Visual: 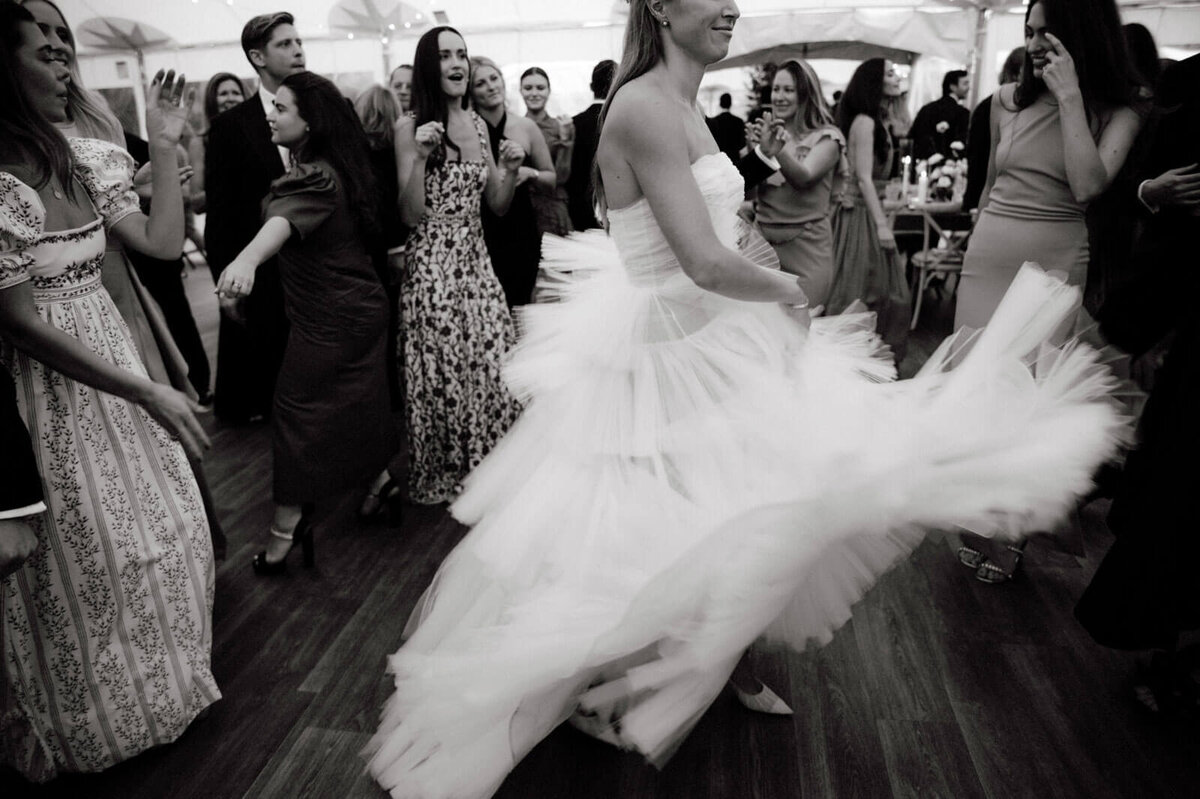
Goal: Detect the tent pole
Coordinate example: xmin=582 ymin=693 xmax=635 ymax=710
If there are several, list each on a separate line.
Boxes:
xmin=970 ymin=5 xmax=990 ymax=109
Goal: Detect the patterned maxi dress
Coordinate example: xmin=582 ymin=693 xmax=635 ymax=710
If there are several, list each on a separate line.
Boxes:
xmin=402 ymin=114 xmax=522 ymax=504
xmin=0 ymin=142 xmax=218 ymax=782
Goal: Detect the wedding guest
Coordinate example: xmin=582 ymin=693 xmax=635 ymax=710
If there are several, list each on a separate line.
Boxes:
xmin=963 ymin=47 xmax=1024 ymax=212
xmin=216 ymin=72 xmax=395 ymax=574
xmin=566 ymin=59 xmax=615 ymax=231
xmin=206 ymin=11 xmax=303 ymax=423
xmin=1084 ymin=22 xmax=1161 ymax=314
xmin=1075 ymin=53 xmax=1200 ymax=713
xmin=751 ymin=59 xmax=845 ymax=308
xmin=353 ymin=85 xmax=405 ymax=263
xmin=188 ymin=71 xmax=246 ymax=214
xmin=909 ymin=69 xmax=970 ymax=161
xmin=827 ymin=58 xmax=911 ymax=359
xmin=0 ymin=4 xmax=216 ymax=779
xmin=22 ymin=0 xmax=225 ymax=556
xmin=123 ymin=132 xmax=212 ymax=404
xmin=353 ymin=84 xmax=405 ymax=406
xmin=471 ymin=55 xmax=554 ymax=307
xmin=706 ymin=91 xmax=745 ymax=160
xmin=521 ymin=66 xmax=574 ymax=235
xmin=366 ymin=25 xmax=523 ymax=507
xmin=956 ymin=0 xmax=1142 ymax=582
xmin=389 ymin=63 xmax=413 ymax=112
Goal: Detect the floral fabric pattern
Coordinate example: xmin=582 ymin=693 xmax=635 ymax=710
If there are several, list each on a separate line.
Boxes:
xmin=0 ymin=171 xmax=218 ymax=782
xmin=402 ymin=114 xmax=522 ymax=504
xmin=68 ymin=137 xmax=141 ymax=231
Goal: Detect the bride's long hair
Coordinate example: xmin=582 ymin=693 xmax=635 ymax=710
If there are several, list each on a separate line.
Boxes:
xmin=591 ymin=0 xmax=665 ymax=220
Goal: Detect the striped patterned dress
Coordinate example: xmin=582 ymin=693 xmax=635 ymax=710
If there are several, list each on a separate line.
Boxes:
xmin=0 ymin=141 xmax=218 ymax=782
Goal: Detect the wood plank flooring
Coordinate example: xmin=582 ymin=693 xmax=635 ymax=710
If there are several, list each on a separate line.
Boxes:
xmin=3 ymin=264 xmax=1197 ymax=798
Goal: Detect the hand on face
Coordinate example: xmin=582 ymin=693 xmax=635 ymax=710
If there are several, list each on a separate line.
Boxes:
xmin=1040 ymin=33 xmax=1080 ymax=101
xmin=145 ymin=70 xmax=189 ymax=148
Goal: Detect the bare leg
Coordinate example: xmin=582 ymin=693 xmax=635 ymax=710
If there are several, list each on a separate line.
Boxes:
xmin=263 ymin=503 xmax=304 ymax=563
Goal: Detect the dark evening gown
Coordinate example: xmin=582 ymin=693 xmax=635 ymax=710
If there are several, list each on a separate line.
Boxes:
xmin=264 ymin=163 xmax=395 ymax=505
xmin=481 ymin=111 xmax=542 ymax=308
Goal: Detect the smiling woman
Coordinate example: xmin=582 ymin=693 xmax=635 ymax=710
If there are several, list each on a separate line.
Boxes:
xmin=0 ymin=1 xmax=219 ymax=782
xmin=362 ymin=25 xmax=524 ymax=513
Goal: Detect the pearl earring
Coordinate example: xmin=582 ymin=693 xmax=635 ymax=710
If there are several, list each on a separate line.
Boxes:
xmin=660 ymin=18 xmax=669 ymax=27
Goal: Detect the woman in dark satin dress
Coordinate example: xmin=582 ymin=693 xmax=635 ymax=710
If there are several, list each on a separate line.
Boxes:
xmin=470 ymin=56 xmax=555 ymax=307
xmin=216 ymin=72 xmax=395 ymax=574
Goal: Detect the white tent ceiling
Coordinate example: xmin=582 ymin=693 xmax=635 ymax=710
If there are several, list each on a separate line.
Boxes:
xmin=53 ymin=0 xmax=1200 ymax=119
xmin=52 ymin=0 xmax=1200 ymax=54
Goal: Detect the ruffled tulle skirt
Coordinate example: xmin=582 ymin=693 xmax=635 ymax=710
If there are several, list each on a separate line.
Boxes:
xmin=366 ymin=233 xmax=1126 ymax=799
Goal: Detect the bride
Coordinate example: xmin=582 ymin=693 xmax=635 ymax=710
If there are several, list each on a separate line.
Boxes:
xmin=366 ymin=1 xmax=1125 ymax=796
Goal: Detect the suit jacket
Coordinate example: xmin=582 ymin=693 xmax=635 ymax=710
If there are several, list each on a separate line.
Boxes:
xmin=707 ymin=111 xmax=746 ymax=161
xmin=734 ymin=148 xmax=776 ymax=190
xmin=567 ymin=102 xmax=603 ymax=231
xmin=203 ymin=92 xmax=289 ymax=420
xmin=205 ymin=95 xmax=287 ymax=276
xmin=908 ymin=96 xmax=969 ymax=162
xmin=1100 ymin=54 xmax=1200 ymax=354
xmin=1 ymin=366 xmax=42 ymax=514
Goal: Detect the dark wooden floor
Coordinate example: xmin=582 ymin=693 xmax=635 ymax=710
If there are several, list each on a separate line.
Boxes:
xmin=4 ymin=265 xmax=1197 ymax=799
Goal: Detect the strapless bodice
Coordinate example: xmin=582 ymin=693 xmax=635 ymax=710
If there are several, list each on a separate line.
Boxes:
xmin=606 ymin=153 xmax=743 ymax=287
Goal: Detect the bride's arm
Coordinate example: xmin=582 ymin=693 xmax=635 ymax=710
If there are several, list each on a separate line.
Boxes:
xmin=607 ymin=89 xmax=807 ymax=304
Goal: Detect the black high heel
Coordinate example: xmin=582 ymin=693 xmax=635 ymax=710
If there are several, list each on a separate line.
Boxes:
xmin=251 ymin=517 xmax=315 ymax=575
xmin=359 ymin=477 xmax=401 ymax=520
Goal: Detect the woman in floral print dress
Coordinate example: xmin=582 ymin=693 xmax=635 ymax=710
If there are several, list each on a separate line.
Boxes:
xmin=381 ymin=26 xmax=524 ymax=505
xmin=0 ymin=10 xmax=215 ymax=782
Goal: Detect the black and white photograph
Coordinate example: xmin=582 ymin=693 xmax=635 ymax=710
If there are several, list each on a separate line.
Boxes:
xmin=1 ymin=1 xmax=1198 ymax=797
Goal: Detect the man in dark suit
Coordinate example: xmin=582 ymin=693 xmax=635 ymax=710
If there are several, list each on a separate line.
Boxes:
xmin=706 ymin=92 xmax=745 ymax=161
xmin=0 ymin=367 xmax=43 ymax=578
xmin=205 ymin=11 xmax=304 ymax=423
xmin=566 ymin=60 xmax=616 ymax=231
xmin=1075 ymin=54 xmax=1200 ymax=707
xmin=908 ymin=69 xmax=970 ymax=161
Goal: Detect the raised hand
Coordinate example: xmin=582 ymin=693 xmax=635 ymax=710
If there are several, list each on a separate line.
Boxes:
xmin=413 ymin=121 xmax=445 ymax=159
xmin=1041 ymin=33 xmax=1081 ymax=102
xmin=759 ymin=118 xmax=790 ymax=159
xmin=557 ymin=115 xmax=575 ymax=144
xmin=145 ymin=69 xmax=189 ymax=148
xmin=498 ymin=138 xmax=526 ymax=172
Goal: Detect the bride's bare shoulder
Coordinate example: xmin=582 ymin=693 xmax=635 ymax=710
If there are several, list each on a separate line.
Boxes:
xmin=609 ymin=75 xmax=667 ymax=121
xmin=604 ymin=75 xmax=682 ymax=144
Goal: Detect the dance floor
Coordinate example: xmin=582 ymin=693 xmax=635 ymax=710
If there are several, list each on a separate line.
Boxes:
xmin=3 ymin=259 xmax=1197 ymax=798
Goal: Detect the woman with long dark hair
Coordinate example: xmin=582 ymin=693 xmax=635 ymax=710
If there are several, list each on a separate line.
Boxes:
xmin=955 ymin=0 xmax=1143 ymax=582
xmin=471 ymin=55 xmax=554 ymax=307
xmin=0 ymin=2 xmax=217 ymax=780
xmin=216 ymin=71 xmax=395 ymax=573
xmin=521 ymin=65 xmax=574 ymax=235
xmin=752 ymin=58 xmax=846 ymax=308
xmin=366 ymin=3 xmax=1126 ymax=796
xmin=827 ymin=57 xmax=911 ymax=358
xmin=367 ymin=26 xmax=524 ymax=508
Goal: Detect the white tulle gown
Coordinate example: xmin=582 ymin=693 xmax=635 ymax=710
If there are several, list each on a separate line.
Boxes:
xmin=365 ymin=153 xmax=1125 ymax=798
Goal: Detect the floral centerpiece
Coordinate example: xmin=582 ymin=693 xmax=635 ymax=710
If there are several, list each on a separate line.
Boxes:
xmin=924 ymin=140 xmax=967 ymax=202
